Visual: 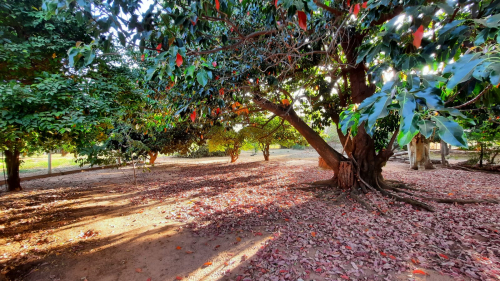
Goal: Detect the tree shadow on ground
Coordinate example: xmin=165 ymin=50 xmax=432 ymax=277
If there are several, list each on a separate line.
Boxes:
xmin=1 ymin=161 xmax=499 ymax=281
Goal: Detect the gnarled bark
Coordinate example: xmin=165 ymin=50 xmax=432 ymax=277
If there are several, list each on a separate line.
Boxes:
xmin=408 ymin=133 xmax=434 ymax=170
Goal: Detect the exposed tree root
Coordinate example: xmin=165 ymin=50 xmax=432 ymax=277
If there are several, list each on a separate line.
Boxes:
xmin=448 ymin=165 xmax=475 ymax=172
xmin=315 ymin=155 xmax=498 ymax=212
xmin=374 ymin=178 xmax=436 ymax=212
xmin=388 ymin=187 xmax=415 ymax=196
xmin=414 ymin=196 xmax=497 ymax=205
xmin=346 ymin=154 xmax=436 ymax=212
xmin=383 ymin=181 xmax=499 ymax=206
xmin=307 ymin=179 xmax=338 ymax=187
xmin=350 ymin=189 xmax=373 ymax=212
xmin=332 ymin=191 xmax=347 ymax=203
xmin=384 ymin=180 xmax=429 ymax=192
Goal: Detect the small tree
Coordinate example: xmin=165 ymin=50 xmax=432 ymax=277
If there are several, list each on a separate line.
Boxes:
xmin=0 ymin=0 xmax=118 ymax=191
xmin=0 ymin=75 xmax=115 ymax=191
xmin=207 ymin=126 xmax=251 ymax=163
xmin=465 ymin=118 xmax=500 ymax=167
xmin=244 ymin=116 xmax=306 ymax=161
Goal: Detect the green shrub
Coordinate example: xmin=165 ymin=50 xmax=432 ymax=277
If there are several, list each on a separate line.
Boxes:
xmin=176 ymin=146 xmax=227 ymax=158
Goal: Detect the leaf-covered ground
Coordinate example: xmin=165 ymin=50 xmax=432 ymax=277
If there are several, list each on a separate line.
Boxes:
xmin=0 ymin=151 xmax=499 ymax=281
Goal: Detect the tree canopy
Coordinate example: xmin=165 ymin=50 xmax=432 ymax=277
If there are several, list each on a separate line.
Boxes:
xmin=26 ymin=0 xmax=500 ymax=208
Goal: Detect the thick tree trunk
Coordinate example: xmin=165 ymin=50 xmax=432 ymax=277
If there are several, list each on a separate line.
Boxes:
xmin=5 ymin=149 xmax=22 ymax=191
xmin=254 ymin=96 xmax=344 ymax=173
xmin=254 ymin=96 xmax=385 ymax=188
xmin=262 ymin=144 xmax=270 ymax=161
xmin=148 ymin=151 xmax=158 ymax=165
xmin=408 ymin=134 xmax=434 ymax=170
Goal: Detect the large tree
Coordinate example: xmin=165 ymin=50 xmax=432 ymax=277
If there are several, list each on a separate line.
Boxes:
xmin=46 ymin=0 xmax=500 ymax=210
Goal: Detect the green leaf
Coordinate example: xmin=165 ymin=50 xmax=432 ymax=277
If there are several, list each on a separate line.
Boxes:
xmin=118 ymin=32 xmax=126 ymax=46
xmin=186 ymin=65 xmax=195 ymax=78
xmin=197 ymin=69 xmax=209 ymax=86
xmin=484 ymin=13 xmax=500 ymax=28
xmin=67 ymin=47 xmax=81 ymax=67
xmin=397 ymin=90 xmax=417 ymax=136
xmin=145 ymin=67 xmax=156 ymax=81
xmin=432 ymin=116 xmax=467 ymax=147
xmin=446 ymin=59 xmax=484 ymax=89
xmin=417 ymin=120 xmax=435 ymax=138
xmin=366 ymin=94 xmax=391 ymax=130
xmin=397 ymin=128 xmax=419 ymax=147
xmin=358 ymin=91 xmax=387 ymax=110
xmin=413 ymin=87 xmax=443 ymax=109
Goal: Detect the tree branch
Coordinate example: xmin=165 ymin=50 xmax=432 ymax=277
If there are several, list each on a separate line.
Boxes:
xmin=453 ymin=85 xmax=492 ymax=109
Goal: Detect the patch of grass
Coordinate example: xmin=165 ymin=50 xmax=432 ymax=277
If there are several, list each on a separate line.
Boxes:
xmin=0 ymin=154 xmax=80 ymax=174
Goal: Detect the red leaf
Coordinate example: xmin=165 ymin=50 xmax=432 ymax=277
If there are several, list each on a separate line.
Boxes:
xmin=275 ymin=0 xmax=278 ymax=8
xmin=439 ymin=253 xmax=449 ymax=259
xmin=353 ymin=4 xmax=360 ymax=16
xmin=413 ymin=25 xmax=424 ymax=48
xmin=255 ymin=232 xmax=263 ymax=236
xmin=190 ymin=111 xmax=196 ymax=122
xmin=380 ymin=252 xmax=387 ymax=256
xmin=156 ymin=43 xmax=162 ymax=53
xmin=135 ymin=268 xmax=142 ymax=273
xmin=176 ymin=276 xmax=183 ymax=280
xmin=212 ymin=61 xmax=217 ymax=67
xmin=311 ymin=232 xmax=316 ymax=237
xmin=347 ymin=0 xmax=350 ymax=7
xmin=389 ymin=255 xmax=396 ymax=260
xmin=413 ymin=269 xmax=428 ymax=275
xmin=215 ymin=0 xmax=220 ymax=11
xmin=216 ymin=108 xmax=221 ymax=115
xmin=141 ymin=54 xmax=145 ymax=61
xmin=176 ymin=246 xmax=182 ymax=250
xmin=362 ymin=1 xmax=367 ymax=8
xmin=297 ymin=11 xmax=307 ymax=31
xmin=203 ymin=262 xmax=212 ymax=267
xmin=176 ymin=53 xmax=183 ymax=67
xmin=147 ymin=278 xmax=152 ymax=281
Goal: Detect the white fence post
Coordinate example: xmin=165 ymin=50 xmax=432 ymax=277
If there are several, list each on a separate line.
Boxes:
xmin=48 ymin=152 xmax=52 ymax=174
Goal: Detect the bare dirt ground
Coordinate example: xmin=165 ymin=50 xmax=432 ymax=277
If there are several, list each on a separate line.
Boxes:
xmin=1 ymin=150 xmax=499 ymax=281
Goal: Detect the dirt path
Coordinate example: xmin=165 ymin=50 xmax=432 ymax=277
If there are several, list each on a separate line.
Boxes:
xmin=1 ymin=150 xmax=499 ymax=281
